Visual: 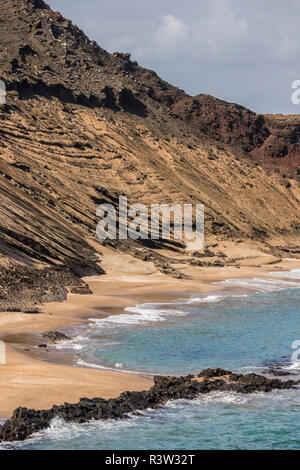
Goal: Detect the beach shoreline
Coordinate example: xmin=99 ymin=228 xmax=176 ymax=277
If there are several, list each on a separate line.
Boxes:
xmin=1 ymin=250 xmax=300 ymax=418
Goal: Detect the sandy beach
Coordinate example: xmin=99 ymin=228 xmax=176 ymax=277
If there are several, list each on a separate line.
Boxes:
xmin=1 ymin=247 xmax=300 ymax=418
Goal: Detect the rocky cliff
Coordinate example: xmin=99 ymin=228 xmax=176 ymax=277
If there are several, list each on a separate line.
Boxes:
xmin=0 ymin=0 xmax=300 ymax=310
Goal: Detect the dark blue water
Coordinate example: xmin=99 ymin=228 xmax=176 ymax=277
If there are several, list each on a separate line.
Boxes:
xmin=2 ymin=275 xmax=300 ymax=450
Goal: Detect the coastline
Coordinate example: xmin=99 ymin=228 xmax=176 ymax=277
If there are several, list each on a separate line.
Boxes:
xmin=1 ymin=248 xmax=300 ymax=418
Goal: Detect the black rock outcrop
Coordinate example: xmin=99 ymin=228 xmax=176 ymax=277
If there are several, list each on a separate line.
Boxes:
xmin=0 ymin=369 xmax=298 ymax=443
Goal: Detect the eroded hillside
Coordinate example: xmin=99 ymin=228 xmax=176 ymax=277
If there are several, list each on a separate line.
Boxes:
xmin=0 ymin=0 xmax=300 ymax=311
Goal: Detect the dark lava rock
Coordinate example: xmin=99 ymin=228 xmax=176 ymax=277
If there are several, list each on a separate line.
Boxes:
xmin=198 ymin=368 xmax=232 ymax=378
xmin=24 ymin=308 xmax=40 ymax=314
xmin=228 ymin=372 xmax=299 ymax=393
xmin=0 ymin=263 xmax=102 ymax=313
xmin=264 ymin=369 xmax=293 ymax=377
xmin=0 ymin=407 xmax=55 ymax=442
xmin=42 ymin=331 xmax=70 ymax=344
xmin=1 ymin=369 xmax=299 ymax=443
xmin=69 ymin=285 xmax=93 ymax=295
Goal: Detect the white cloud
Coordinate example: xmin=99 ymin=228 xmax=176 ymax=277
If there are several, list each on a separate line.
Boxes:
xmin=275 ymin=20 xmax=300 ymax=61
xmin=193 ymin=0 xmax=248 ymax=54
xmin=134 ymin=1 xmax=247 ymax=61
xmin=277 ymin=32 xmax=298 ymax=60
xmin=154 ymin=14 xmax=187 ymax=49
xmin=134 ymin=14 xmax=187 ymax=59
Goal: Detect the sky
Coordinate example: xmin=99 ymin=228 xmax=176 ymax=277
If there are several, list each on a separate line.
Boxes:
xmin=47 ymin=0 xmax=300 ymax=114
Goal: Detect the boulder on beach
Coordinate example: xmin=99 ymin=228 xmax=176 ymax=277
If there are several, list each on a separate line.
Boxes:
xmin=42 ymin=331 xmax=71 ymax=344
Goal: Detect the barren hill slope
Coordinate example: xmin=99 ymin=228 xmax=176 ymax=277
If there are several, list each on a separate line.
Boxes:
xmin=0 ymin=0 xmax=300 ymax=311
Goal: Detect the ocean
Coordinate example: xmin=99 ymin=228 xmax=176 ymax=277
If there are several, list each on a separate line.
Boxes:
xmin=1 ymin=270 xmax=300 ymax=450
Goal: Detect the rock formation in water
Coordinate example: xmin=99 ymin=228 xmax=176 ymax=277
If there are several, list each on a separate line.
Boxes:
xmin=0 ymin=369 xmax=299 ymax=443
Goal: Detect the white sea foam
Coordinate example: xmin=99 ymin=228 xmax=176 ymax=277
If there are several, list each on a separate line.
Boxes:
xmin=167 ymin=388 xmax=300 ymax=410
xmin=182 ymin=295 xmax=223 ymax=304
xmin=87 ymin=294 xmax=231 ymax=328
xmin=284 ymin=361 xmax=300 ymax=371
xmin=88 ymin=293 xmax=237 ymax=328
xmin=269 ymin=269 xmax=300 ymax=280
xmin=216 ymin=277 xmax=300 ymax=293
xmin=44 ymin=415 xmax=137 ymax=438
xmin=88 ymin=304 xmax=186 ymax=327
xmin=238 ymin=361 xmax=300 ymax=376
xmin=0 ymin=416 xmax=139 ymax=449
xmin=115 ymin=362 xmax=124 ymax=369
xmin=76 ymin=358 xmax=140 ymax=374
xmin=54 ymin=334 xmax=87 ymax=351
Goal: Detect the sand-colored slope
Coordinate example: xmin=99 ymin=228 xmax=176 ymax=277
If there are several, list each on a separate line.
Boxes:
xmin=1 ymin=96 xmax=299 ymax=254
xmin=0 ymin=0 xmax=299 ymax=311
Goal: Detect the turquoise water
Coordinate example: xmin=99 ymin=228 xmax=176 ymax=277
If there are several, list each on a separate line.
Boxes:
xmin=90 ymin=289 xmax=300 ymax=375
xmin=1 ymin=274 xmax=300 ymax=450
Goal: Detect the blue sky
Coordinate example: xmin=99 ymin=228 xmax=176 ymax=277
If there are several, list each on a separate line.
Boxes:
xmin=47 ymin=0 xmax=300 ymax=114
